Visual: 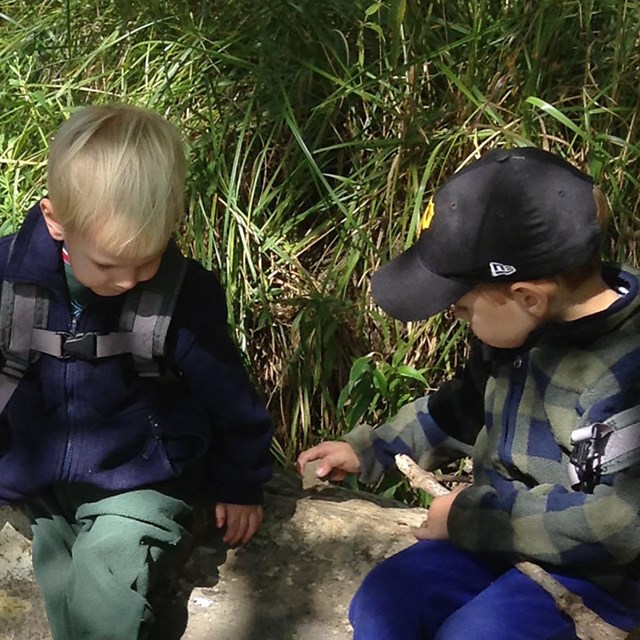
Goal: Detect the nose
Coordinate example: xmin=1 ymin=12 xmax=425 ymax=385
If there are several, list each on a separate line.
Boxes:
xmin=452 ymin=304 xmax=468 ymax=321
xmin=114 ymin=270 xmax=138 ymax=291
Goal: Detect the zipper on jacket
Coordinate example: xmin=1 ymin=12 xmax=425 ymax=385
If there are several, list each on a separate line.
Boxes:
xmin=60 ymin=314 xmax=80 ymax=481
xmin=500 ymin=354 xmax=527 ymax=468
xmin=142 ymin=416 xmax=162 ymax=460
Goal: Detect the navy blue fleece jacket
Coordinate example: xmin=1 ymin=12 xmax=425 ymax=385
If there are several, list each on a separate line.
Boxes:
xmin=0 ymin=204 xmax=273 ymax=505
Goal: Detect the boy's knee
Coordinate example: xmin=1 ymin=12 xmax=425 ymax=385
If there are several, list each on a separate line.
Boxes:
xmin=350 ymin=560 xmax=406 ymax=622
xmin=349 ymin=551 xmax=430 ymax=639
xmin=350 ymin=565 xmax=389 ymax=617
xmin=433 ymin=594 xmax=575 ymax=640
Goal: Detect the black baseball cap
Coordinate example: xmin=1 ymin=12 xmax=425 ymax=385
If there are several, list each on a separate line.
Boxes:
xmin=371 ymin=147 xmax=601 ymax=322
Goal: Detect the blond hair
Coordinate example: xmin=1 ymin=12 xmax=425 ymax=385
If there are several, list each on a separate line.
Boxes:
xmin=47 ymin=104 xmax=186 ymax=258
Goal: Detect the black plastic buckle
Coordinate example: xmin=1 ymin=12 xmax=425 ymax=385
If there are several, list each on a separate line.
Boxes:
xmin=61 ymin=333 xmax=97 ymax=360
xmin=569 ymin=440 xmax=593 ymax=489
xmin=569 ymin=423 xmax=613 ymax=492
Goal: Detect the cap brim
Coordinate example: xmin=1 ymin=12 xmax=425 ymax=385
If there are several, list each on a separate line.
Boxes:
xmin=371 ymin=245 xmax=474 ymax=322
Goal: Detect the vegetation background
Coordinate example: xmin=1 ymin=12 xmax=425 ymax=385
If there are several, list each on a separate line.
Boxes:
xmin=1 ymin=0 xmax=639 ymax=499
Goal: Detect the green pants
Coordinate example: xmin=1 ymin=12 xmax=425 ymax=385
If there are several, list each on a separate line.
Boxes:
xmin=24 ymin=484 xmax=193 ymax=640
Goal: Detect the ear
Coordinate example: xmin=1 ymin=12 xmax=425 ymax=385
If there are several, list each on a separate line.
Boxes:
xmin=509 ymin=282 xmax=552 ymax=319
xmin=40 ymin=198 xmax=65 ymax=241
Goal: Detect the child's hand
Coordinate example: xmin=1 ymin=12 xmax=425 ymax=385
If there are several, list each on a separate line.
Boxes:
xmin=413 ymin=487 xmax=465 ymax=541
xmin=296 ymin=441 xmax=361 ymax=482
xmin=215 ymin=503 xmax=263 ymax=546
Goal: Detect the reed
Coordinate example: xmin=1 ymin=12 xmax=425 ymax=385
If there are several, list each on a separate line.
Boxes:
xmin=1 ymin=0 xmax=638 ymax=479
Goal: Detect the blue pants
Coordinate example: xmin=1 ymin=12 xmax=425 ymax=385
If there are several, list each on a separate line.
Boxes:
xmin=349 ymin=541 xmax=640 ymax=640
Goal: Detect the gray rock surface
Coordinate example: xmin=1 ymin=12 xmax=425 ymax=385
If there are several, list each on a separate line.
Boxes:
xmin=0 ymin=473 xmax=426 ymax=640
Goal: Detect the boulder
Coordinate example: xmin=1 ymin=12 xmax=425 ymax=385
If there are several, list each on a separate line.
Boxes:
xmin=0 ymin=473 xmax=426 ymax=639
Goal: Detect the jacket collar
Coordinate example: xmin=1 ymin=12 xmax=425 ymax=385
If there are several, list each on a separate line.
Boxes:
xmin=528 ymin=264 xmax=640 ymax=347
xmin=4 ymin=203 xmax=69 ymax=300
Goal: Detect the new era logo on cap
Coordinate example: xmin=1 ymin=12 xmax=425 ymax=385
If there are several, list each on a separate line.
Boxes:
xmin=489 ymin=262 xmax=517 ymax=277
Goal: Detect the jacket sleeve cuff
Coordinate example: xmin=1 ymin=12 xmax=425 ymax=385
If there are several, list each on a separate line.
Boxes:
xmin=342 ymin=423 xmax=387 ymax=485
xmin=213 ymin=482 xmax=264 ymax=505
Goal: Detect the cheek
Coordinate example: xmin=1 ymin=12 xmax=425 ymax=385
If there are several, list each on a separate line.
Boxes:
xmin=68 ymin=257 xmax=101 ymax=287
xmin=467 ymin=308 xmax=524 ymax=348
xmin=138 ymin=261 xmax=161 ymax=283
xmin=493 ymin=315 xmax=532 ymax=348
xmin=469 ymin=316 xmax=491 ymax=338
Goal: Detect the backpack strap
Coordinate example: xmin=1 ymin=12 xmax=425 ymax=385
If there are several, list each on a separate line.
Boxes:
xmin=0 ymin=280 xmax=50 ymax=413
xmin=0 ymin=240 xmax=188 ymax=413
xmin=113 ymin=240 xmax=188 ymax=376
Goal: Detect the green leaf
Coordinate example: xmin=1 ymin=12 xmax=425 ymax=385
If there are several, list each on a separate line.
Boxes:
xmin=524 ymin=97 xmax=589 ymax=139
xmin=395 ymin=365 xmax=427 ymax=384
xmin=348 ymin=355 xmax=374 ymax=386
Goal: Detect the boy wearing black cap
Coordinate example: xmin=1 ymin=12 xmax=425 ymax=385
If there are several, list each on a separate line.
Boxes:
xmin=298 ymin=148 xmax=640 ymax=639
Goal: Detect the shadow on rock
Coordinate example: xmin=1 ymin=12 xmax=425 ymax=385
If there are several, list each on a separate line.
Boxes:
xmin=178 ymin=470 xmax=425 ymax=640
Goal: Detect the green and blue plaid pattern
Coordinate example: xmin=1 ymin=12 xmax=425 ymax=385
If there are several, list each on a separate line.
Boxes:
xmin=344 ymin=265 xmax=640 ymax=595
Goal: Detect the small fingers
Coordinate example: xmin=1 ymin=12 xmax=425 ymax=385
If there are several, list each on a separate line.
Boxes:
xmin=215 ymin=503 xmax=227 ymax=529
xmin=296 ymin=445 xmax=325 ymax=473
xmin=316 ymin=458 xmax=346 ymax=481
xmin=241 ymin=509 xmax=263 ymax=545
xmin=219 ymin=505 xmax=263 ymax=546
xmin=297 ymin=441 xmax=360 ymax=480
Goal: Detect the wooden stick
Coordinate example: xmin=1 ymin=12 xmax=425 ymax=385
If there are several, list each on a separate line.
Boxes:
xmin=395 ymin=454 xmax=449 ymax=497
xmin=394 ymin=454 xmax=631 ymax=640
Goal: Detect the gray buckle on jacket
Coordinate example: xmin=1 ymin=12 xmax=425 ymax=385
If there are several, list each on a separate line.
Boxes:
xmin=568 ymin=423 xmax=614 ymax=492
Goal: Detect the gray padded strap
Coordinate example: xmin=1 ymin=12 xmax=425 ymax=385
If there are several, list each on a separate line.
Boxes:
xmin=8 ymin=283 xmax=38 ymax=359
xmin=599 ymin=405 xmax=640 ymax=474
xmin=131 ymin=291 xmax=163 ymax=358
xmin=119 ymin=241 xmax=187 ymax=362
xmin=30 ymin=327 xmax=65 ymax=357
xmin=0 ymin=282 xmax=47 ymax=414
xmin=95 ymin=332 xmax=138 ymax=358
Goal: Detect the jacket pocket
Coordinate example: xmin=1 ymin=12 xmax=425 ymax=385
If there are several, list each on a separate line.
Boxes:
xmin=142 ymin=410 xmax=210 ymax=476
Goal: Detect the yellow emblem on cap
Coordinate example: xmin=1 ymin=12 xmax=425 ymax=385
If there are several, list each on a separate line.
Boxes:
xmin=420 ymin=197 xmax=436 ymax=232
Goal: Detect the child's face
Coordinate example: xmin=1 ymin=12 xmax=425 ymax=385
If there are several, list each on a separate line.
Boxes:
xmin=40 ymin=198 xmax=164 ymax=297
xmin=62 ymin=225 xmax=163 ymax=297
xmin=453 ymin=286 xmax=542 ymax=349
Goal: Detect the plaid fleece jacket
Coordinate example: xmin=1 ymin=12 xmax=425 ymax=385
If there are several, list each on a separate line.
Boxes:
xmin=344 ymin=264 xmax=640 ymax=594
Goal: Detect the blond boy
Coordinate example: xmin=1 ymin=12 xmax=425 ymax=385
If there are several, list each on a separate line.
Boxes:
xmin=0 ymin=105 xmax=272 ymax=639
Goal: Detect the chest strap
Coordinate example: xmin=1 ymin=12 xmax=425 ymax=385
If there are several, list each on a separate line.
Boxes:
xmin=0 ymin=240 xmax=188 ymax=414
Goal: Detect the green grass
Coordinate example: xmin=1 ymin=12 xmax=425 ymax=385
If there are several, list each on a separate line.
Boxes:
xmin=1 ymin=0 xmax=640 ymax=474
